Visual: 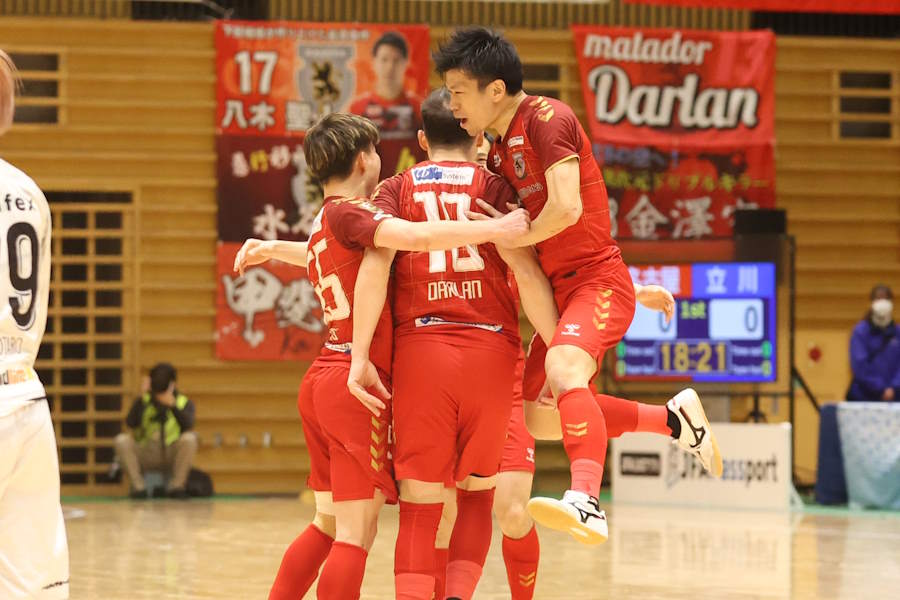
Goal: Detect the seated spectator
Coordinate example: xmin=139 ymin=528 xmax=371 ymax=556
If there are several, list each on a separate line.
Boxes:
xmin=114 ymin=363 xmax=198 ymax=498
xmin=848 ymin=284 xmax=900 ymax=402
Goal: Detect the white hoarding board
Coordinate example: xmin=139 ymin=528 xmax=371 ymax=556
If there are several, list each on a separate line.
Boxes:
xmin=611 ymin=423 xmax=792 ymax=510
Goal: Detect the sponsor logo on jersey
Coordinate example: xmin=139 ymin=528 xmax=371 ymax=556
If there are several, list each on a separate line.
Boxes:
xmin=507 ymin=135 xmax=524 ymax=148
xmin=415 ymin=315 xmax=502 ymax=333
xmin=512 ymin=152 xmax=527 ymax=180
xmin=517 ymin=182 xmax=544 ymax=200
xmin=411 ymin=165 xmax=475 ymax=186
xmin=560 ymin=323 xmax=581 ymax=337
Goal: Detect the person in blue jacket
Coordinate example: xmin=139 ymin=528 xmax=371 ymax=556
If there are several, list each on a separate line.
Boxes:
xmin=848 ymin=284 xmax=900 ymax=401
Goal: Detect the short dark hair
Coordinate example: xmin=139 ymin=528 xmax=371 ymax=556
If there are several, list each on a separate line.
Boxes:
xmin=373 ymin=31 xmax=408 ymax=60
xmin=421 ymin=88 xmax=474 ymax=149
xmin=304 ymin=113 xmax=380 ymax=183
xmin=149 ymin=362 xmax=177 ymax=394
xmin=433 ymin=27 xmax=523 ymax=95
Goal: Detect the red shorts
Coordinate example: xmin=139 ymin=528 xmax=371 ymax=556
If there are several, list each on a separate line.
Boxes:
xmin=392 ymin=334 xmax=516 ymax=483
xmin=550 ymin=258 xmax=636 ymax=361
xmin=500 ymin=350 xmax=536 ymax=474
xmin=298 ymin=360 xmax=397 ymax=504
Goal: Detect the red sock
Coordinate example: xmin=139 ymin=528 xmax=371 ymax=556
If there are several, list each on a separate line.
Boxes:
xmin=557 ymin=388 xmax=607 ymax=495
xmin=502 ymin=526 xmax=540 ymax=600
xmin=595 ymin=394 xmax=672 ymax=438
xmin=446 ymin=488 xmax=494 ymax=599
xmin=395 ymin=501 xmax=442 ymax=600
xmin=445 ymin=561 xmax=482 ymax=600
xmin=434 ymin=548 xmax=449 ymax=599
xmin=571 ymin=458 xmax=604 ymax=498
xmin=268 ymin=524 xmax=333 ymax=600
xmin=317 ymin=542 xmax=367 ymax=600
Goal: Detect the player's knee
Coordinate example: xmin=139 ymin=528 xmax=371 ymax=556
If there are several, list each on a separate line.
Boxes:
xmin=457 ymin=474 xmax=497 ymax=491
xmin=312 ymin=511 xmax=336 ymax=538
xmin=545 ymin=347 xmax=593 ymax=396
xmin=361 ymin=519 xmax=379 ymax=551
xmin=495 ymin=500 xmax=532 ymax=539
xmin=399 ymin=479 xmax=443 ymax=504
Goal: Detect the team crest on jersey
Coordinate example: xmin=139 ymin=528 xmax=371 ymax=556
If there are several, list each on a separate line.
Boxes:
xmin=512 ymin=152 xmax=526 ymax=180
xmin=493 ymin=154 xmax=502 ymax=168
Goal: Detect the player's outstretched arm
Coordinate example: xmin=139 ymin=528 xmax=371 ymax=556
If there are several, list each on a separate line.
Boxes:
xmin=372 ymin=209 xmax=530 ymax=252
xmin=499 ymin=246 xmax=559 ymax=345
xmin=233 ymin=239 xmax=309 ymax=275
xmin=511 ymin=158 xmax=583 ymax=247
xmin=634 ymin=282 xmax=675 ymax=324
xmin=348 ymin=246 xmax=396 ymax=417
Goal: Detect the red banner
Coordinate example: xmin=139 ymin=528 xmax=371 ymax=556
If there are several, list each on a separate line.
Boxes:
xmin=572 ymin=26 xmax=776 ymax=240
xmin=624 ymin=0 xmax=900 ymax=14
xmin=215 ymin=21 xmax=430 ymax=179
xmin=572 ymin=26 xmax=775 ymax=147
xmin=217 ymin=134 xmax=320 ymax=242
xmin=599 ymin=143 xmax=775 ymax=240
xmin=216 ymin=243 xmax=326 ymax=361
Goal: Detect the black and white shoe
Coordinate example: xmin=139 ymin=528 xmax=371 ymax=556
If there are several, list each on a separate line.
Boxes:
xmin=526 ymin=490 xmax=608 ymax=545
xmin=668 ymin=388 xmax=723 ymax=477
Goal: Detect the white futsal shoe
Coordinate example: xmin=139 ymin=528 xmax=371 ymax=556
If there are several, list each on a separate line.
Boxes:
xmin=526 ymin=490 xmax=608 ymax=546
xmin=667 ymin=388 xmax=724 ymax=478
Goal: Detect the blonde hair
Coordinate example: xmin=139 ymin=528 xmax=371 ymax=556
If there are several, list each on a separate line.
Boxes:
xmin=303 ymin=113 xmax=379 ymax=183
xmin=0 ymin=50 xmax=21 ymax=135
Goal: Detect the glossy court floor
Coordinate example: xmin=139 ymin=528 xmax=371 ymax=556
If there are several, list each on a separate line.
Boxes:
xmin=64 ymin=496 xmax=900 ymax=599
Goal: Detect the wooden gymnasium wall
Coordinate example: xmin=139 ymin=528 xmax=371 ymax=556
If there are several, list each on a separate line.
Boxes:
xmin=0 ymin=12 xmax=898 ymax=494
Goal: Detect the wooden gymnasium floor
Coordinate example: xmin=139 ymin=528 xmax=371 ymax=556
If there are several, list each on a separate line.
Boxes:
xmin=63 ymin=496 xmax=900 ymax=599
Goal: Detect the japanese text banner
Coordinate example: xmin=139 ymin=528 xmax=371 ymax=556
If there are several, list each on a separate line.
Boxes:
xmin=624 ymin=0 xmax=900 ymax=14
xmin=217 ymin=134 xmax=320 ymax=243
xmin=216 ymin=243 xmax=327 ymax=361
xmin=571 ymin=26 xmax=775 ymax=148
xmin=599 ymin=143 xmax=774 ymax=240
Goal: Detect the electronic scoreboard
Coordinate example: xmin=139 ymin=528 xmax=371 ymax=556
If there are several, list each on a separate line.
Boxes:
xmin=616 ymin=262 xmax=776 ymax=383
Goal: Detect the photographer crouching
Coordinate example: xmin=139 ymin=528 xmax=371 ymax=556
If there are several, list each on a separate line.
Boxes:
xmin=114 ymin=363 xmax=198 ymax=499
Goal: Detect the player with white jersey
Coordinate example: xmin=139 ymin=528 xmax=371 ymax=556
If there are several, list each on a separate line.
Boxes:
xmin=0 ymin=50 xmax=69 ymax=599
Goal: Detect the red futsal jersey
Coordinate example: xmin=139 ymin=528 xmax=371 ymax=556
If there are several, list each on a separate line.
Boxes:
xmin=373 ymin=161 xmax=520 ymax=348
xmin=306 ymin=195 xmax=394 ymax=373
xmin=488 ymin=95 xmax=621 ymax=284
xmin=350 ymin=91 xmax=427 ymax=179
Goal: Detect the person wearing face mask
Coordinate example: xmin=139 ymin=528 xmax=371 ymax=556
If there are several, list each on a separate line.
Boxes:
xmin=847 ymin=284 xmax=900 ymax=402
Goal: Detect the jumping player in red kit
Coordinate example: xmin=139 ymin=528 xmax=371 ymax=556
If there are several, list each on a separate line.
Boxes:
xmin=435 ymin=27 xmax=724 ymax=546
xmin=261 ymin=112 xmax=531 ymax=600
xmin=348 ymin=89 xmax=558 ymax=600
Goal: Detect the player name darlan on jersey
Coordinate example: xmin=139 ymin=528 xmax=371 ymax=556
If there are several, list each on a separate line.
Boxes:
xmin=427 ymin=279 xmax=483 ymax=301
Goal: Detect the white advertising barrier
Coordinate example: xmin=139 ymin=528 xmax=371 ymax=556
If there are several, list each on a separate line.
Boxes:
xmin=611 ymin=422 xmax=792 ymax=510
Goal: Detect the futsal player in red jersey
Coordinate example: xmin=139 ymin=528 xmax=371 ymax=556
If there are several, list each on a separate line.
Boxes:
xmin=435 ymin=27 xmax=724 ymax=545
xmin=348 ymin=89 xmax=559 ymax=600
xmin=259 ymin=113 xmax=531 ymax=600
